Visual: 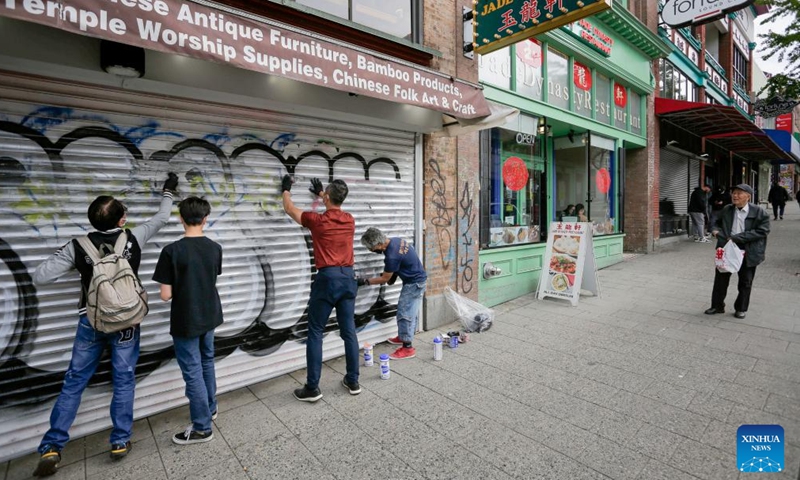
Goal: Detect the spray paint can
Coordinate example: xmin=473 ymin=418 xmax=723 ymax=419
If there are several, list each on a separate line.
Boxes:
xmin=449 ymin=335 xmax=459 ymax=349
xmin=433 ymin=336 xmax=443 ymax=361
xmin=363 ymin=343 xmax=373 ymax=367
xmin=379 ymin=354 xmax=390 ymax=380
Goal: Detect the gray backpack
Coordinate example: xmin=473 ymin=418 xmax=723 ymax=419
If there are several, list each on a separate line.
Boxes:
xmin=76 ymin=233 xmax=149 ymax=333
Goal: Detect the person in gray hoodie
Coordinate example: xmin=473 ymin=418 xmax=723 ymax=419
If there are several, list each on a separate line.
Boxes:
xmin=32 ymin=174 xmax=178 ymax=477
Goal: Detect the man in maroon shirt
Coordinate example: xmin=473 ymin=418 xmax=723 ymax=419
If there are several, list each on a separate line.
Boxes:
xmin=282 ymin=174 xmax=361 ymax=401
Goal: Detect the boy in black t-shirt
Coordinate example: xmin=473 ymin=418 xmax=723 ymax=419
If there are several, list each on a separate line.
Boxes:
xmin=153 ymin=197 xmax=223 ymax=445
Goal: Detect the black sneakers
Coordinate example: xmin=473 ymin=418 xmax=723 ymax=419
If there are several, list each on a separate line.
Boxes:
xmin=172 ymin=425 xmax=214 ymax=445
xmin=293 ymin=385 xmax=323 ymax=402
xmin=32 ymin=446 xmax=60 ymax=477
xmin=110 ymin=441 xmax=131 ymax=460
xmin=342 ymin=378 xmax=362 ymax=395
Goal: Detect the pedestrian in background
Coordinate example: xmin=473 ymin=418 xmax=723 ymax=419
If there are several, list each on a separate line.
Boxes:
xmin=705 ymin=184 xmax=770 ymax=320
xmin=768 ymin=182 xmax=790 ymax=220
xmin=709 ymin=185 xmax=731 ymax=233
xmin=282 ymin=174 xmax=361 ymax=401
xmin=153 ymin=196 xmax=223 ymax=445
xmin=689 ymin=184 xmax=712 ymax=242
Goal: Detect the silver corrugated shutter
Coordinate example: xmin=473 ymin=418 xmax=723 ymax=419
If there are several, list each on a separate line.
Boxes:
xmin=659 ymin=148 xmax=690 ymax=214
xmin=0 ymin=72 xmax=416 ymax=461
xmin=689 ymin=158 xmax=701 ymax=193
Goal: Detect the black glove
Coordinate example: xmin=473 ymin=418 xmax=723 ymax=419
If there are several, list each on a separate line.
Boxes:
xmin=356 ymin=277 xmax=368 ymax=287
xmin=281 ymin=174 xmax=293 ymax=193
xmin=163 ymin=172 xmax=179 ymax=193
xmin=309 ymin=178 xmax=323 ymax=196
xmin=387 ymin=273 xmax=398 ymax=285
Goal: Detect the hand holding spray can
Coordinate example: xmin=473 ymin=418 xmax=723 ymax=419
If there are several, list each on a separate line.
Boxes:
xmin=364 ymin=343 xmax=373 ymax=367
xmin=379 ymin=354 xmax=390 ymax=379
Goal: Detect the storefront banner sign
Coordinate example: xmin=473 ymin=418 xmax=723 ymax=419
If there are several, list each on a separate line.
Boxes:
xmin=754 ymin=96 xmax=800 ymax=119
xmin=0 ymin=0 xmax=490 ymax=119
xmin=573 ymin=61 xmax=592 ymax=91
xmin=502 ymin=156 xmax=529 ymax=191
xmin=537 ymin=222 xmax=600 ymax=306
xmin=562 ymin=18 xmax=613 ymax=56
xmin=473 ymin=0 xmax=611 ymax=55
xmin=776 ymin=113 xmax=793 ymax=133
xmin=661 ymin=0 xmax=756 ymax=28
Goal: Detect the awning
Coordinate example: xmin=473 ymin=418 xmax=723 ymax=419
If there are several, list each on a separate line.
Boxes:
xmin=655 ymin=98 xmax=795 ymax=163
xmin=763 ymin=129 xmax=800 ymax=165
xmin=0 ymin=0 xmax=491 ymax=119
xmin=433 ymin=101 xmax=519 ymax=137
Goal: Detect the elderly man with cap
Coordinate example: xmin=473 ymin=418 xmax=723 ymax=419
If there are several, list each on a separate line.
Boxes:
xmin=704 ymin=184 xmax=770 ymax=319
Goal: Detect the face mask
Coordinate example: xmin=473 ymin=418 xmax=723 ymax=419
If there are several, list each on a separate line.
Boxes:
xmin=373 ymin=249 xmax=384 ymax=255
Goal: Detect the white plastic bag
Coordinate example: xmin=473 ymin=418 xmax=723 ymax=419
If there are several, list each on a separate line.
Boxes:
xmin=443 ymin=286 xmax=494 ymax=333
xmin=715 ymin=239 xmax=743 ymax=273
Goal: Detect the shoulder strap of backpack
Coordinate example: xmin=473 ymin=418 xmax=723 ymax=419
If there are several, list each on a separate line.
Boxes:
xmin=113 ymin=230 xmax=129 ymax=256
xmin=76 ymin=236 xmax=102 ymax=265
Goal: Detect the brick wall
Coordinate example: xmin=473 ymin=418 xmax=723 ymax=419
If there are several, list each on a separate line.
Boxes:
xmin=421 ymin=0 xmax=481 ymax=328
xmin=623 ymin=0 xmax=659 ymax=253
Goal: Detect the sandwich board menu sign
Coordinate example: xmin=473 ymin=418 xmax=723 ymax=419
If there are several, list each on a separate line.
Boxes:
xmin=537 ymin=222 xmax=600 ymax=306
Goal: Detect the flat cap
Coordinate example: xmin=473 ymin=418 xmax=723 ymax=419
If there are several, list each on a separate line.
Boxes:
xmin=731 ymin=184 xmax=754 ymax=196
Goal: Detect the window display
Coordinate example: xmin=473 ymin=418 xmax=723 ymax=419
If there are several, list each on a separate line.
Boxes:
xmin=480 ymin=115 xmax=545 ymax=249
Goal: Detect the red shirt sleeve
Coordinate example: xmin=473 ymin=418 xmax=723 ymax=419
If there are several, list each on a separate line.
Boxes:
xmin=301 ymin=211 xmax=320 ymax=230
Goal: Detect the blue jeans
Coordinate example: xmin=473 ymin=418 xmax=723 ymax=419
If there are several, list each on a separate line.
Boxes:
xmin=39 ymin=315 xmax=139 ymax=453
xmin=397 ymin=281 xmax=426 ymax=345
xmin=306 ymin=266 xmax=359 ymax=390
xmin=172 ymin=331 xmax=217 ymax=433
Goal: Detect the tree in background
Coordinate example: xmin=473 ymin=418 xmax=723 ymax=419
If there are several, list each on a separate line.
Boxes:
xmin=757 ymin=0 xmax=800 ymax=99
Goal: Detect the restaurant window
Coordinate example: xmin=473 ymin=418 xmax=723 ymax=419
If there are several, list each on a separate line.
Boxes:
xmin=548 ymin=48 xmax=570 ymax=111
xmin=733 ymin=47 xmax=749 ymax=91
xmin=480 ymin=115 xmax=546 ymax=248
xmin=596 ymin=73 xmax=611 ymax=125
xmin=573 ymin=61 xmax=592 ymax=118
xmin=294 ymin=0 xmax=415 ymax=41
xmin=658 ymin=59 xmax=697 ymax=102
xmin=629 ymin=92 xmax=642 ymax=136
xmin=554 ymin=133 xmax=617 ymax=236
xmin=515 ymin=40 xmax=543 ymax=101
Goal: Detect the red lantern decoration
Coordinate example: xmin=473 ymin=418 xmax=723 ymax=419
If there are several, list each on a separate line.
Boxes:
xmin=596 ymin=168 xmax=611 ymax=194
xmin=502 ymin=157 xmax=529 ymax=192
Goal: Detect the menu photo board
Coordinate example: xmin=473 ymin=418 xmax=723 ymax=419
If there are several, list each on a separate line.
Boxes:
xmin=537 ymin=222 xmax=600 ymax=306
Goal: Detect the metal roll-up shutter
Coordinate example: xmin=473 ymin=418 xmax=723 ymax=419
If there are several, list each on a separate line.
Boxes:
xmin=0 ymin=72 xmax=416 ymax=460
xmin=690 ymin=158 xmax=701 ymax=191
xmin=659 ymin=149 xmax=690 ymax=214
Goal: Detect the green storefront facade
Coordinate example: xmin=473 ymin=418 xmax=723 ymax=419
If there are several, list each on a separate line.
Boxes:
xmin=476 ymin=5 xmax=668 ymax=307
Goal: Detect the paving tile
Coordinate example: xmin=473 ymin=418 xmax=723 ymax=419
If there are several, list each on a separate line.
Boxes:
xmin=670 ymin=439 xmax=737 ymax=480
xmin=687 ymin=392 xmax=736 ymax=423
xmin=636 ymin=459 xmax=699 ymax=480
xmin=579 ymin=438 xmax=647 ymax=480
xmin=701 ymin=419 xmax=737 ymax=452
xmin=235 ymin=432 xmax=335 ymax=480
xmin=727 ymin=404 xmax=800 ymax=448
xmin=215 ymin=386 xmax=259 ymax=414
xmin=85 ymin=435 xmax=159 ymax=477
xmin=640 ymin=380 xmax=699 ymax=409
xmin=155 ymin=423 xmax=237 ymax=479
xmin=714 ymin=381 xmax=769 ymax=410
xmin=734 ymin=370 xmax=800 ymax=401
xmin=188 ymin=456 xmax=248 ymax=480
xmin=588 ymin=407 xmax=644 ymax=445
xmin=625 ymin=423 xmax=684 ymax=459
xmin=216 ymin=400 xmax=289 ymax=450
xmin=86 ymin=451 xmax=166 ymax=480
xmin=85 ymin=418 xmax=152 ymax=458
xmin=764 ymin=394 xmax=800 ymax=422
xmin=752 ymin=359 xmax=800 ymax=384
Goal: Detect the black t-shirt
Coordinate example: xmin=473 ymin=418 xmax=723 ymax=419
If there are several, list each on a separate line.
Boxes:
xmin=152 ymin=236 xmax=223 ymax=337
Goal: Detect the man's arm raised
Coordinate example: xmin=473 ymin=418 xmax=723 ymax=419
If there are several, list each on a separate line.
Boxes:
xmin=281 ymin=174 xmax=303 ymax=225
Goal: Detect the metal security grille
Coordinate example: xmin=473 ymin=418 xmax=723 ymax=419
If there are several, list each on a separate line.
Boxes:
xmin=689 ymin=158 xmax=701 ymax=192
xmin=0 ymin=71 xmax=416 ymax=461
xmin=660 ymin=149 xmax=690 ymax=215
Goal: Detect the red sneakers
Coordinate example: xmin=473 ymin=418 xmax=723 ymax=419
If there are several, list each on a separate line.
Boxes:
xmin=387 ymin=336 xmax=403 ymax=345
xmin=389 ymin=346 xmax=416 ymax=360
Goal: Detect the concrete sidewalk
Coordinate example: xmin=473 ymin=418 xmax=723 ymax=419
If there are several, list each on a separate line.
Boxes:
xmin=4 ymin=203 xmax=800 ymax=480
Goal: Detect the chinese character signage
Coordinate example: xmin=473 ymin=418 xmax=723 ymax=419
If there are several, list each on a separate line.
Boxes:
xmin=537 ymin=222 xmax=600 ymax=306
xmin=473 ymin=0 xmax=612 ymax=55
